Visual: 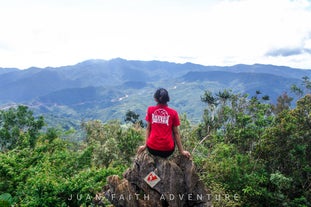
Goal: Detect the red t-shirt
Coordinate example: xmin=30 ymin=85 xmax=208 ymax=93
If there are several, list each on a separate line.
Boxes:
xmin=145 ymin=104 xmax=180 ymax=151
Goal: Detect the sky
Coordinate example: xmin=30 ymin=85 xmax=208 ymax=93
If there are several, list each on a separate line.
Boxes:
xmin=1 ymin=0 xmax=311 ymax=69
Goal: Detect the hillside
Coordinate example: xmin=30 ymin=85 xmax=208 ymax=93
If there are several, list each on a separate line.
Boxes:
xmin=0 ymin=58 xmax=310 ymax=127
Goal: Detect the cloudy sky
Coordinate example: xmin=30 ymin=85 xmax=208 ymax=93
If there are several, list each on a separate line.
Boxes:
xmin=1 ymin=0 xmax=311 ymax=69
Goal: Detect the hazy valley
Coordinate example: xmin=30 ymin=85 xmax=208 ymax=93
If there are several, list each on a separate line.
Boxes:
xmin=1 ymin=58 xmax=310 ymax=128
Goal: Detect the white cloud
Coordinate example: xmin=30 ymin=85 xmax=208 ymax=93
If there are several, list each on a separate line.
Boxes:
xmin=0 ymin=0 xmax=311 ymax=69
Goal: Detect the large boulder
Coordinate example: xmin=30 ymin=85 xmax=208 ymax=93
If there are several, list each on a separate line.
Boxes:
xmin=96 ymin=151 xmax=212 ymax=207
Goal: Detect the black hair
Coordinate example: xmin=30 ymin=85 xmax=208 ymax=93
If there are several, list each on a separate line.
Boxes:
xmin=154 ymin=88 xmax=170 ymax=104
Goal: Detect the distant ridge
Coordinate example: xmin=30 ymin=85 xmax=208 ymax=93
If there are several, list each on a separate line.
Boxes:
xmin=0 ymin=58 xmax=309 ymax=125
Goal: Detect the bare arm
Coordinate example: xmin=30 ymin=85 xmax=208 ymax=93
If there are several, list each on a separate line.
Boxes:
xmin=173 ymin=126 xmax=191 ymax=158
xmin=137 ymin=122 xmax=150 ymax=154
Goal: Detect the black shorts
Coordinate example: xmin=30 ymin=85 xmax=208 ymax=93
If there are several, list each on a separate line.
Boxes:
xmin=147 ymin=146 xmax=175 ymax=158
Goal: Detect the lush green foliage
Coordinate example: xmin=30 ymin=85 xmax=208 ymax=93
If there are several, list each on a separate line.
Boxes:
xmin=1 ymin=85 xmax=311 ymax=206
xmin=186 ymin=88 xmax=310 ymax=207
xmin=0 ymin=106 xmax=143 ymax=206
xmin=0 ymin=105 xmax=44 ymax=150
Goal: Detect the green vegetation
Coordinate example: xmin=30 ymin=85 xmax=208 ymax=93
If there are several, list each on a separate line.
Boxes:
xmin=0 ymin=107 xmax=143 ymax=206
xmin=1 ymin=79 xmax=311 ymax=206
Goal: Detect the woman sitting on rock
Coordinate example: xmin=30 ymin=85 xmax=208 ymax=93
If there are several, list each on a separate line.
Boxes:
xmin=137 ymin=88 xmax=191 ymax=158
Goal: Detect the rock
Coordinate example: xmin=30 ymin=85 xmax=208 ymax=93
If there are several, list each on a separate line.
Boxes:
xmin=96 ymin=151 xmax=212 ymax=207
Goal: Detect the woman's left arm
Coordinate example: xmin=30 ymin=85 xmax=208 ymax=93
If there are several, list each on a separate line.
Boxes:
xmin=173 ymin=126 xmax=191 ymax=158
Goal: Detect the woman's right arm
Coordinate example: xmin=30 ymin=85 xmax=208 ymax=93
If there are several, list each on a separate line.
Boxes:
xmin=137 ymin=122 xmax=150 ymax=154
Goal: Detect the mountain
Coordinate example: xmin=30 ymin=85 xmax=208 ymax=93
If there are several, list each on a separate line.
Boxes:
xmin=0 ymin=58 xmax=310 ymax=127
xmin=181 ymin=71 xmax=300 ymax=101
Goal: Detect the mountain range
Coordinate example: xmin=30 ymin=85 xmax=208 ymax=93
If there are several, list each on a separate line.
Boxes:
xmin=0 ymin=58 xmax=310 ymax=128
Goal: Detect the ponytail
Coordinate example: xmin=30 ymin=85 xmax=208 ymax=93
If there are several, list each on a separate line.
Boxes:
xmin=154 ymin=88 xmax=170 ymax=104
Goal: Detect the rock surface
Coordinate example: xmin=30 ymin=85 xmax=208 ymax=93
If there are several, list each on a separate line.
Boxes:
xmin=96 ymin=151 xmax=212 ymax=207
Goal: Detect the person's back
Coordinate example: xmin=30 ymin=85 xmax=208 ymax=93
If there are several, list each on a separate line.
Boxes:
xmin=137 ymin=88 xmax=190 ymax=159
xmin=146 ymin=104 xmax=179 ymax=152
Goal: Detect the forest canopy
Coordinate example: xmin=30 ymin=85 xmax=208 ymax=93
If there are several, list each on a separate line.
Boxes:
xmin=0 ymin=81 xmax=311 ymax=206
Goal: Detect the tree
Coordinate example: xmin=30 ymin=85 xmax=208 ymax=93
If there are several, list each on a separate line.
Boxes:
xmin=257 ymin=94 xmax=311 ymax=206
xmin=198 ymin=89 xmax=276 ymax=206
xmin=302 ymin=76 xmax=311 ymax=93
xmin=290 ymin=76 xmax=311 ymax=98
xmin=82 ymin=120 xmax=144 ymax=167
xmin=124 ymin=110 xmax=144 ymax=127
xmin=82 ymin=120 xmax=120 ymax=167
xmin=0 ymin=105 xmax=44 ymax=151
xmin=272 ymin=92 xmax=293 ymax=114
